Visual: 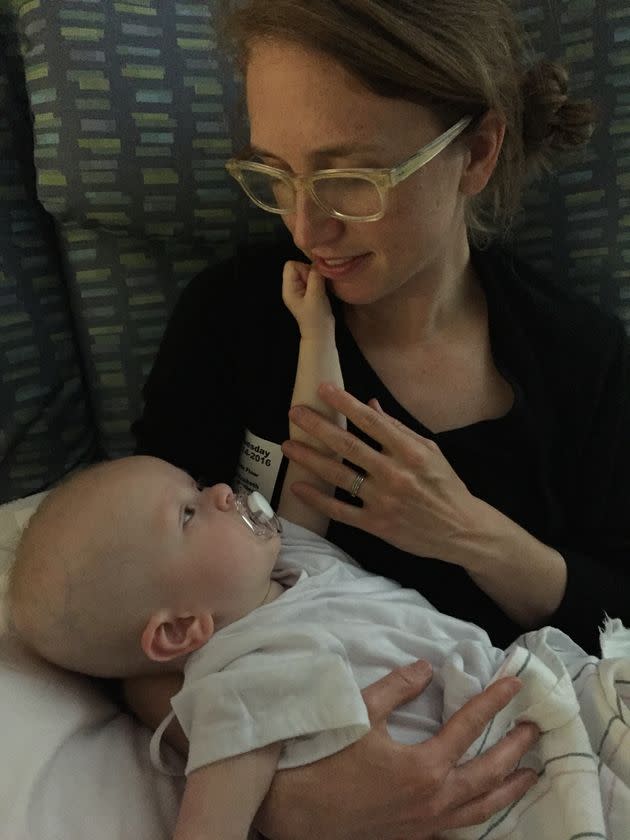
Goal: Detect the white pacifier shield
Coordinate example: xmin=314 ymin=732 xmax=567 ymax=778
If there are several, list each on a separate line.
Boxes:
xmin=247 ymin=491 xmax=274 ymax=522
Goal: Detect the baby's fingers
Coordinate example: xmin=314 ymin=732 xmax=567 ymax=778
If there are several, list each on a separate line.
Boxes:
xmin=282 ymin=261 xmax=310 ymax=311
xmin=303 ymin=266 xmax=328 ymax=301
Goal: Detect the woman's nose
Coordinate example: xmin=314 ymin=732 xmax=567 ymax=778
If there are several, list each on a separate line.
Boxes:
xmin=287 ymin=190 xmax=343 ymax=254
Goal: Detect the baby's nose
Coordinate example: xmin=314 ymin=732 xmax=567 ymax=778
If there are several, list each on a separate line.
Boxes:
xmin=205 ymin=482 xmax=234 ymax=511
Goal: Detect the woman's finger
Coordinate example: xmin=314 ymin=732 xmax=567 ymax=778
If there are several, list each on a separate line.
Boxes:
xmin=368 ymin=397 xmax=423 ymax=455
xmin=287 ymin=407 xmax=385 ymax=477
xmin=441 ymin=767 xmax=538 ymax=833
xmin=283 ymin=476 xmax=368 ymax=528
xmin=316 ymin=382 xmax=427 ymax=452
xmin=433 ymin=678 xmax=528 ymax=766
xmin=361 ymin=661 xmax=434 ymax=727
xmin=369 ymin=397 xmax=420 ymax=438
xmin=447 ymin=722 xmax=539 ymax=810
xmin=282 ymin=438 xmax=373 ymax=496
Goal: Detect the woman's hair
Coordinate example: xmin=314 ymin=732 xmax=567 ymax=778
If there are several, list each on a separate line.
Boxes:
xmin=219 ymin=0 xmax=597 ymax=247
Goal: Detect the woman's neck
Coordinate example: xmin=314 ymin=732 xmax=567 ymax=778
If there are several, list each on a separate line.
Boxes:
xmin=345 ymin=245 xmax=480 ymax=350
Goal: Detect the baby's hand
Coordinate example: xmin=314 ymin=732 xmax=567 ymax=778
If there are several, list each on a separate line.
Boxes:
xmin=282 ymin=261 xmax=334 ymax=339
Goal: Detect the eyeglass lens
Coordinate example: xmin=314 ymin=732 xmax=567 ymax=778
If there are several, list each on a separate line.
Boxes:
xmin=240 ymin=169 xmax=383 ymax=218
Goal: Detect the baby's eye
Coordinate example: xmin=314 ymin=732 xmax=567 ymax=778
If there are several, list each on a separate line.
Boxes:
xmin=195 ymin=480 xmax=204 ymax=492
xmin=183 ymin=506 xmax=196 ymax=527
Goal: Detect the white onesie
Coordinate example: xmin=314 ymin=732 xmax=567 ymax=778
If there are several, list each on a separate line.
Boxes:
xmin=152 ymin=520 xmax=505 ymax=775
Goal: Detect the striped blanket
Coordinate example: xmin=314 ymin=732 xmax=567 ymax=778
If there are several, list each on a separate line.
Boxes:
xmin=447 ymin=620 xmax=630 ymax=839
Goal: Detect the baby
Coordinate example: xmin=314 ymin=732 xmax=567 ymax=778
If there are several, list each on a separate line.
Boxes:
xmin=7 ymin=260 xmax=340 ymax=683
xmin=9 ymin=262 xmax=605 ymax=840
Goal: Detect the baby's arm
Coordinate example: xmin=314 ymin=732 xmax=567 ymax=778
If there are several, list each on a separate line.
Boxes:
xmin=174 ymin=741 xmax=281 ymax=840
xmin=278 ymin=262 xmax=344 ymax=535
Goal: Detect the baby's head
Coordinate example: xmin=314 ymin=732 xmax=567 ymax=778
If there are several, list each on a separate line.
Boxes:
xmin=8 ymin=456 xmax=282 ymax=678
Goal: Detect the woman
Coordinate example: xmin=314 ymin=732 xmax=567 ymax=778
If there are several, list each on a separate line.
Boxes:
xmin=129 ymin=0 xmax=630 ymax=836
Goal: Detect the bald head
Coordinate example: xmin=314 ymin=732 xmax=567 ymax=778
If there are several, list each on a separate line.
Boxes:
xmin=8 ymin=458 xmax=172 ymax=677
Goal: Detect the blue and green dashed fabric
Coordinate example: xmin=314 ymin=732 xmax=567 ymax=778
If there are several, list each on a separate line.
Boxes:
xmin=0 ymin=8 xmax=96 ymax=503
xmin=4 ymin=0 xmax=282 ymax=480
xmin=0 ymin=0 xmax=629 ymax=503
xmin=512 ymin=0 xmax=630 ymax=321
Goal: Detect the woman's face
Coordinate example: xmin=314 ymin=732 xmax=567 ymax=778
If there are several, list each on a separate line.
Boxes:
xmin=245 ymin=39 xmax=473 ymax=307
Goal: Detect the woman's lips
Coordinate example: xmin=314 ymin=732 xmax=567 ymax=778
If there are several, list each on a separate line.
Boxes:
xmin=313 ymin=253 xmax=371 ymax=278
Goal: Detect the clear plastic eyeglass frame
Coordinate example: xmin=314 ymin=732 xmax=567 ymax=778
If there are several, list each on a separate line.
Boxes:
xmin=225 ymin=115 xmax=473 ymax=222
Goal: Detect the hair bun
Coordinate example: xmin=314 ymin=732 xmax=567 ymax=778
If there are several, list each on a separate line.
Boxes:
xmin=522 ymin=60 xmax=595 ymax=157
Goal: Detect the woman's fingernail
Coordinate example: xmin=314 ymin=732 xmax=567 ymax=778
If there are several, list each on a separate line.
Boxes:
xmin=405 ymin=660 xmax=433 ymax=679
xmin=289 ymin=406 xmax=304 ymax=420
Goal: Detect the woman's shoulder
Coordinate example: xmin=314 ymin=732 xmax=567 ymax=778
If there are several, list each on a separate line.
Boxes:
xmin=159 ymin=238 xmax=304 ymax=351
xmin=183 ymin=238 xmax=302 ymax=306
xmin=478 ymin=243 xmax=628 ymax=361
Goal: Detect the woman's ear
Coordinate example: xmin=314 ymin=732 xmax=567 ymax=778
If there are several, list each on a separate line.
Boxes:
xmin=459 ymin=110 xmax=506 ymax=197
xmin=140 ymin=610 xmax=214 ymax=663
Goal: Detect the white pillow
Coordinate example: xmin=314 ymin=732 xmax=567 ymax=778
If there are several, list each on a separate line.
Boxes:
xmin=0 ymin=493 xmax=183 ymax=840
xmin=0 ymin=490 xmax=48 ymax=635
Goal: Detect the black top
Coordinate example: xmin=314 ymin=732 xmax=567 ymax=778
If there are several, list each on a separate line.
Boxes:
xmin=133 ymin=240 xmax=630 ymax=654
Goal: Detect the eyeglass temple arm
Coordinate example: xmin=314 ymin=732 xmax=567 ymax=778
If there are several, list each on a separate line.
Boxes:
xmin=390 ymin=115 xmax=474 ymax=185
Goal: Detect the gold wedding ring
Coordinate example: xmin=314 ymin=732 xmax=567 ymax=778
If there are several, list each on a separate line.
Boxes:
xmin=349 ymin=469 xmax=367 ymax=499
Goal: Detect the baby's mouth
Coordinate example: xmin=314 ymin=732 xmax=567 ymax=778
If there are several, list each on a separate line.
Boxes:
xmin=233 ymin=490 xmax=282 ymax=539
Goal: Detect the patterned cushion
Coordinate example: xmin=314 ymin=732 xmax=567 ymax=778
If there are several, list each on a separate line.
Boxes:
xmin=0 ymin=9 xmax=95 ymax=504
xmin=9 ymin=0 xmax=283 ymax=458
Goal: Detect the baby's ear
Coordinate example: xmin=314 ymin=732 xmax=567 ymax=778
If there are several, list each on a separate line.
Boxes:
xmin=141 ymin=610 xmax=214 ymax=663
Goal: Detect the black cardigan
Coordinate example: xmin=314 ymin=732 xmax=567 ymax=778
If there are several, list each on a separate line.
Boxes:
xmin=134 ymin=241 xmax=630 ymax=654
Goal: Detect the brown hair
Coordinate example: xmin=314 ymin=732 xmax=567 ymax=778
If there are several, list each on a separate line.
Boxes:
xmin=219 ymin=0 xmax=596 ymax=247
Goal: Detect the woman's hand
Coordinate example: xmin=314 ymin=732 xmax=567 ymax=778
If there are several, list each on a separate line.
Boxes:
xmin=281 ymin=383 xmax=567 ymax=626
xmin=281 ymin=382 xmax=484 ymax=566
xmin=282 ymin=261 xmax=334 ymax=340
xmin=256 ymin=660 xmax=539 ymax=840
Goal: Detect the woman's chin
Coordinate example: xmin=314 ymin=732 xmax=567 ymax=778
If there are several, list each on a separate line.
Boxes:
xmin=324 ymin=262 xmax=389 ymax=305
xmin=327 ymin=276 xmax=389 ymax=307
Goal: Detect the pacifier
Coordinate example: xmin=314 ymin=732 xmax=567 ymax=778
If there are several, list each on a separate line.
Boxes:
xmin=234 ymin=490 xmax=282 ymax=539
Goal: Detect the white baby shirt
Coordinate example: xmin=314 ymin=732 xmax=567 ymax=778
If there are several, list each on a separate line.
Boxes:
xmin=152 ymin=521 xmax=505 ymax=776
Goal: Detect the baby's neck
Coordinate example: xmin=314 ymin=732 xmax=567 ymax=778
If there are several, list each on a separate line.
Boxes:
xmin=261 ymin=578 xmax=286 ymax=607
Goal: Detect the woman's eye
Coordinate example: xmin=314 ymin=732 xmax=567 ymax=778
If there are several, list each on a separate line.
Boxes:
xmin=183 ymin=506 xmax=195 ymax=527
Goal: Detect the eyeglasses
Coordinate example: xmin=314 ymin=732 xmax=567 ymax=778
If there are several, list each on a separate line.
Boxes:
xmin=225 ymin=115 xmax=473 ymax=223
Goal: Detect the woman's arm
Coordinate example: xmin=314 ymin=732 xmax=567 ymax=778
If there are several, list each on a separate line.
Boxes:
xmin=282 ymin=385 xmax=566 ymax=628
xmin=545 ymin=321 xmax=630 ymax=650
xmin=132 ymin=257 xmax=245 ymax=484
xmin=281 ymin=311 xmax=630 ymax=648
xmin=133 ymin=244 xmax=301 ymax=486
